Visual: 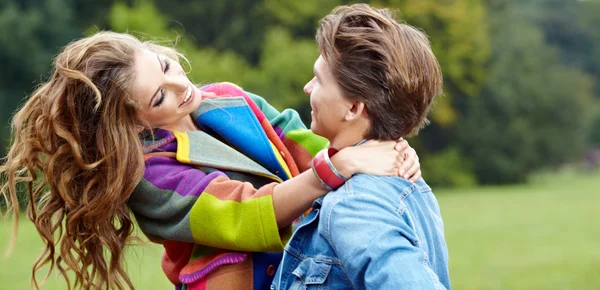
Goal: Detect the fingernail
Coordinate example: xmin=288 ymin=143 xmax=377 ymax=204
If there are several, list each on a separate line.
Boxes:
xmin=399 ymin=169 xmax=405 ymax=176
xmin=404 ymin=174 xmax=409 ymax=179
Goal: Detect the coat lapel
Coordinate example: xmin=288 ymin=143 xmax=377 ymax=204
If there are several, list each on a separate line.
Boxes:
xmin=171 ymin=130 xmax=282 ymax=182
xmin=192 ymin=97 xmax=292 ymax=180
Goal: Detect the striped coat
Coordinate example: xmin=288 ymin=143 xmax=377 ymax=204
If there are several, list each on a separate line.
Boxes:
xmin=128 ymin=83 xmax=328 ymax=289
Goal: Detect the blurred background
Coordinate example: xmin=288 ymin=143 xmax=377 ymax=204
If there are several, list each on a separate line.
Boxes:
xmin=0 ymin=0 xmax=599 ymax=289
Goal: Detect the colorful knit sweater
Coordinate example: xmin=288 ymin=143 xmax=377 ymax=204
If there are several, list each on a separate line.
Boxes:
xmin=128 ymin=83 xmax=328 ymax=289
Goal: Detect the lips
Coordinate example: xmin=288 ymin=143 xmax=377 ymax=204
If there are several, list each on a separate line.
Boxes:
xmin=179 ymin=85 xmax=194 ymax=107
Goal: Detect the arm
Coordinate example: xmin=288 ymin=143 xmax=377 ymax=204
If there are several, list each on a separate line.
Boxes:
xmin=326 ymin=190 xmax=446 ymax=290
xmin=129 ymin=156 xmax=286 ymax=252
xmin=129 ymin=152 xmax=365 ymax=252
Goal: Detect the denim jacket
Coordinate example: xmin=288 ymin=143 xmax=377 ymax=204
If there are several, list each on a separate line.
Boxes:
xmin=271 ymin=174 xmax=451 ymax=290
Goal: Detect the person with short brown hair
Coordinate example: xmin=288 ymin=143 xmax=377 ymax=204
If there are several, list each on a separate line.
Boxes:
xmin=272 ymin=4 xmax=450 ymax=289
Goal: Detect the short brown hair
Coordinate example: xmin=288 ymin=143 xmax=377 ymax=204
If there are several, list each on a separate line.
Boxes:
xmin=316 ymin=4 xmax=442 ymax=139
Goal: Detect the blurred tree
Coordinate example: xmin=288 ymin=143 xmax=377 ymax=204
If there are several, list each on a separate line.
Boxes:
xmin=0 ymin=0 xmax=78 ymax=156
xmin=106 ymin=1 xmax=255 ymax=85
xmin=532 ymin=0 xmax=600 ymax=98
xmin=264 ymin=0 xmax=344 ymax=37
xmin=458 ymin=2 xmax=595 ymax=183
xmin=589 ymin=112 xmax=600 ymax=149
xmin=71 ymin=0 xmax=127 ymax=29
xmin=243 ymin=27 xmax=317 ymax=112
xmin=152 ymin=0 xmax=273 ymax=64
xmin=580 ymin=1 xmax=600 ymax=98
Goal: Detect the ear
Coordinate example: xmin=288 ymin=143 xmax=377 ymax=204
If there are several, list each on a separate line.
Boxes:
xmin=344 ymin=100 xmax=366 ymax=122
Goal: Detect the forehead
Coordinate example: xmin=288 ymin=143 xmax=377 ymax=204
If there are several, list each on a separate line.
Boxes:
xmin=131 ymin=49 xmax=160 ymax=105
xmin=315 ymin=55 xmax=335 ymax=81
xmin=315 ymin=55 xmax=327 ymax=72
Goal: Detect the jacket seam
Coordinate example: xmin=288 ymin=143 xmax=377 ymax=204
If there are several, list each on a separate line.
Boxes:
xmin=323 ymin=181 xmax=358 ymax=290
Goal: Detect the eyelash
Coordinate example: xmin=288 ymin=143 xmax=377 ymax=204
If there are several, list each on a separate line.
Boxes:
xmin=153 ymin=58 xmax=171 ymax=107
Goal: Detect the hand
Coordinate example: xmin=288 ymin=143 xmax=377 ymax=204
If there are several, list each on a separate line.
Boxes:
xmin=394 ymin=138 xmax=421 ymax=182
xmin=333 ymin=140 xmax=404 ymax=178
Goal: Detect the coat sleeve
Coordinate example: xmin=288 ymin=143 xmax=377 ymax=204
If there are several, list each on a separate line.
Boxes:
xmin=129 ymin=156 xmax=290 ymax=252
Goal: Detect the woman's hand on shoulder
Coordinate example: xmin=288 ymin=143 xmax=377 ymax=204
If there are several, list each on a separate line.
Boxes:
xmin=333 ymin=138 xmax=421 ymax=182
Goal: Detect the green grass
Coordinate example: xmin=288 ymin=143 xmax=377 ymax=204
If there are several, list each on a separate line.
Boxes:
xmin=1 ymin=170 xmax=599 ymax=289
xmin=0 ymin=221 xmax=172 ymax=289
xmin=437 ymin=170 xmax=600 ymax=290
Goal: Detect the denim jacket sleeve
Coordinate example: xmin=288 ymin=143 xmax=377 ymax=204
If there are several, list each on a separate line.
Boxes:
xmin=325 ymin=190 xmax=447 ymax=290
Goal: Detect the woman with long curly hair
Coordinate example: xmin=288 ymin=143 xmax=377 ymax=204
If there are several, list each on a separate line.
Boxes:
xmin=0 ymin=31 xmax=421 ymax=290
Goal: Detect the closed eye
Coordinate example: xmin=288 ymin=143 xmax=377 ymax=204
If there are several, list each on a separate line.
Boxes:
xmin=153 ymin=90 xmax=165 ymax=107
xmin=153 ymin=57 xmax=171 ymax=107
xmin=163 ymin=57 xmax=170 ymax=73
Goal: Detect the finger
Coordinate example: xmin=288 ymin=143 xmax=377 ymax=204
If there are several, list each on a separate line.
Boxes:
xmin=400 ymin=148 xmax=418 ymax=178
xmin=405 ymin=157 xmax=420 ymax=180
xmin=394 ymin=139 xmax=408 ymax=152
xmin=398 ymin=150 xmax=415 ymax=178
xmin=409 ymin=169 xmax=422 ymax=182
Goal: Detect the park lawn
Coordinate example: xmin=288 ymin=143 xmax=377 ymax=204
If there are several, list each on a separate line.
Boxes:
xmin=437 ymin=170 xmax=600 ymax=290
xmin=1 ymin=170 xmax=599 ymax=289
xmin=0 ymin=221 xmax=171 ymax=289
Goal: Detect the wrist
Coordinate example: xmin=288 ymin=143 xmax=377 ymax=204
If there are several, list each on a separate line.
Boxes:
xmin=311 ymin=148 xmax=351 ymax=191
xmin=328 ymin=147 xmax=356 ymax=179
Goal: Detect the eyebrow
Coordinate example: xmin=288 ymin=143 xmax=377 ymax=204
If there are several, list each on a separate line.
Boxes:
xmin=148 ymin=54 xmax=164 ymax=108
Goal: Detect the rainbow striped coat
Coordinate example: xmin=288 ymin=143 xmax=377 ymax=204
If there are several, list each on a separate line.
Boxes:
xmin=128 ymin=83 xmax=328 ymax=289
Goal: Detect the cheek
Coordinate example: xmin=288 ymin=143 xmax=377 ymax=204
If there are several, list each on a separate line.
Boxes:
xmin=310 ymin=90 xmax=321 ymax=107
xmin=141 ymin=106 xmax=170 ymax=127
xmin=141 ymin=111 xmax=161 ymax=127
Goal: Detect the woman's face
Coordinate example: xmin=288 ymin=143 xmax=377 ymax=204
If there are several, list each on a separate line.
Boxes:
xmin=130 ymin=49 xmax=205 ymax=130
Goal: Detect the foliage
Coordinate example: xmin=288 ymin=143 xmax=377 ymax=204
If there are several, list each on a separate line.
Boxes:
xmin=421 ymin=147 xmax=476 ymax=187
xmin=0 ymin=0 xmax=80 ymax=156
xmin=588 ymin=109 xmax=600 ymax=148
xmin=1 ymin=0 xmax=599 ymax=186
xmin=153 ymin=0 xmax=273 ymax=64
xmin=458 ymin=3 xmax=595 ymax=183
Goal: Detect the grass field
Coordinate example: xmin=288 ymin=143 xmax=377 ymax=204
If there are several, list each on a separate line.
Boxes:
xmin=1 ymin=170 xmax=599 ymax=289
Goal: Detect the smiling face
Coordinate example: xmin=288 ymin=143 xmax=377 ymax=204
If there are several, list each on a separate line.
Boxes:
xmin=303 ymin=55 xmax=354 ymax=142
xmin=130 ymin=49 xmax=206 ymax=131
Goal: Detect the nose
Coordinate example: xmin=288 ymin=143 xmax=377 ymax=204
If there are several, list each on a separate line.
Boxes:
xmin=303 ymin=78 xmax=314 ymax=96
xmin=165 ymin=74 xmax=189 ymax=94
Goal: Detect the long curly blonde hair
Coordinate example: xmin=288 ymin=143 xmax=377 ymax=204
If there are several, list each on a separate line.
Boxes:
xmin=1 ymin=31 xmax=180 ymax=289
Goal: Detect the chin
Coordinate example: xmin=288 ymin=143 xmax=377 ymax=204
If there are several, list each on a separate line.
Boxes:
xmin=310 ymin=122 xmax=318 ymax=134
xmin=310 ymin=125 xmax=326 ymax=139
xmin=188 ymin=97 xmax=202 ymax=111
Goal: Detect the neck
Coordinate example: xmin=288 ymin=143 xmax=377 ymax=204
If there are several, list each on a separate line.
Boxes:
xmin=330 ymin=115 xmax=371 ymax=149
xmin=329 ymin=125 xmax=368 ymax=149
xmin=161 ymin=115 xmax=198 ymax=132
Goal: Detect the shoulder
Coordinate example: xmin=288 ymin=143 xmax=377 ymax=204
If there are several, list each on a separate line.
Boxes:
xmin=320 ymin=175 xmax=434 ymax=228
xmin=330 ymin=175 xmax=430 ymax=204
